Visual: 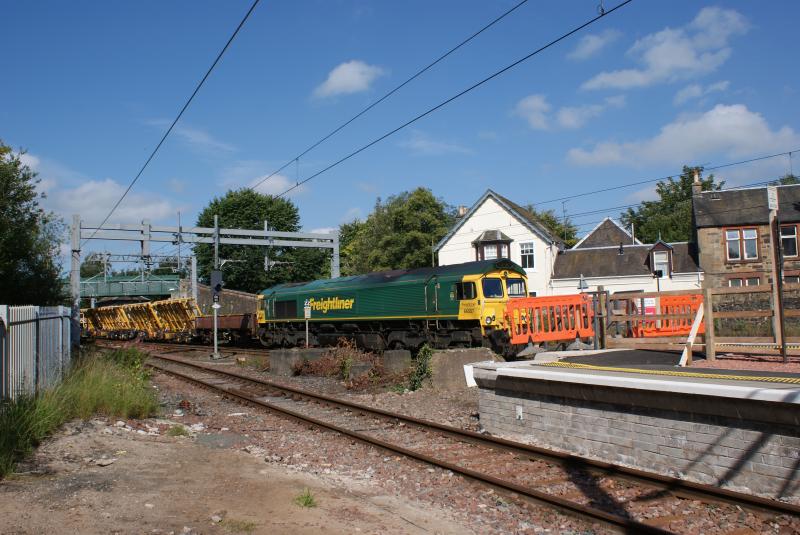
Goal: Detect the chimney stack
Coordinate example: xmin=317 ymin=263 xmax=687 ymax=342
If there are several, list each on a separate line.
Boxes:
xmin=692 ymin=168 xmax=702 ymax=195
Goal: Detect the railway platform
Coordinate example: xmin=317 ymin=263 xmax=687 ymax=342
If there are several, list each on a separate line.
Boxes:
xmin=470 ymin=352 xmax=800 ymax=499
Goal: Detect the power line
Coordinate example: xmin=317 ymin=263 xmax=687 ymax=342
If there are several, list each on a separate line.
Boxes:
xmin=274 ymin=0 xmax=635 ymax=199
xmin=81 ymin=0 xmax=261 ymax=247
xmin=532 ymin=148 xmax=800 ymax=207
xmin=250 ymin=0 xmax=531 ymax=192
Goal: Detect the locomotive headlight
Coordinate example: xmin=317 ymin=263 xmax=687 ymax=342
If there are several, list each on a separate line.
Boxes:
xmin=485 ymin=316 xmax=492 ymax=325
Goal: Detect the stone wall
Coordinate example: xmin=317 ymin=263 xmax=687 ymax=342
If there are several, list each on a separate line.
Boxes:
xmin=479 ymin=386 xmax=800 ymax=498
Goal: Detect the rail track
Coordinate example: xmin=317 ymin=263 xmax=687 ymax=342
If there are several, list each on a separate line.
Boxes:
xmin=139 ymin=350 xmax=800 ymax=534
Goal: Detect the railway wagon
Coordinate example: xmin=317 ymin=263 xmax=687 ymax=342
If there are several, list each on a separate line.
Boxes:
xmin=257 ymin=259 xmax=528 ymax=356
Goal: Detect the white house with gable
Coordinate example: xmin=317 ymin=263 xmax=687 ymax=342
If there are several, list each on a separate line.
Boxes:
xmin=435 ymin=190 xmax=562 ymax=296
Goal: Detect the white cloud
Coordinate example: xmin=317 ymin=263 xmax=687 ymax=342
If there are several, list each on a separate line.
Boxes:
xmin=342 ymin=207 xmax=362 ymax=221
xmin=568 ymin=29 xmax=620 ymax=60
xmin=249 ymin=173 xmax=305 ymax=196
xmin=673 ymin=80 xmax=729 ymax=105
xmin=515 ymin=94 xmax=625 ymax=130
xmin=309 ymin=227 xmax=337 ymax=235
xmin=313 ymin=60 xmax=386 ymax=98
xmin=567 ymin=104 xmax=800 ymax=167
xmin=167 ymin=178 xmax=187 ymax=194
xmin=221 ymin=160 xmax=307 ymax=196
xmin=18 ymin=152 xmax=40 ymax=170
xmin=47 ymin=178 xmax=175 ymax=223
xmin=400 ymin=130 xmax=472 ymax=155
xmin=514 ymin=94 xmax=551 ymax=130
xmin=147 ymin=120 xmax=236 ymax=153
xmin=556 ymin=95 xmax=626 ymax=129
xmin=582 ymin=7 xmax=748 ymax=90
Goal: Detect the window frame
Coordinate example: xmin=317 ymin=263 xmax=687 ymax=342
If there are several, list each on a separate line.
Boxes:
xmin=781 ymin=224 xmax=798 ymax=258
xmin=481 ymin=277 xmax=505 ymax=298
xmin=505 ymin=277 xmax=527 ymax=298
xmin=519 ymin=242 xmax=535 ymax=269
xmin=454 ymin=281 xmax=477 ymax=300
xmin=652 ymin=250 xmax=670 ymax=278
xmin=728 ymin=277 xmax=760 ymax=287
xmin=724 ymin=227 xmax=759 ymax=262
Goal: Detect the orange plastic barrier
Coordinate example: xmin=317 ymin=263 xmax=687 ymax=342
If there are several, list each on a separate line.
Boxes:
xmin=505 ymin=294 xmax=594 ymax=345
xmin=632 ymin=294 xmax=704 ymax=338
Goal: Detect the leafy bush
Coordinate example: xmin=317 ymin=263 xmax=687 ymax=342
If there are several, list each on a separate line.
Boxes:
xmin=408 ymin=344 xmax=433 ymax=391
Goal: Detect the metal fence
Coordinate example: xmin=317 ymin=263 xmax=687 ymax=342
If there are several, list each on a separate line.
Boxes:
xmin=0 ymin=305 xmax=72 ymax=400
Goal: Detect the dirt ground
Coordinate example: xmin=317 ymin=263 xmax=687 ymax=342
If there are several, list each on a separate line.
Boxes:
xmin=0 ymin=407 xmax=473 ymax=535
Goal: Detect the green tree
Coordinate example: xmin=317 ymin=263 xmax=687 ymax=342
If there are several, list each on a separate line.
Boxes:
xmin=0 ymin=142 xmax=66 ymax=305
xmin=341 ymin=188 xmax=454 ymax=275
xmin=620 ymin=166 xmax=723 ymax=244
xmin=80 ymin=252 xmax=106 ymax=278
xmin=194 ymin=189 xmax=327 ymax=293
xmin=522 ymin=205 xmax=578 ymax=247
xmin=772 ymin=173 xmax=799 ymax=185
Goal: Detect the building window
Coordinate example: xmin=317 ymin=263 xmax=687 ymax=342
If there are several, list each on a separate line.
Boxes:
xmin=786 ymin=275 xmax=800 ymax=284
xmin=483 ymin=244 xmax=498 ymax=260
xmin=499 ymin=244 xmax=508 ymax=259
xmin=520 ymin=242 xmax=535 ymax=269
xmin=781 ymin=225 xmax=798 ymax=257
xmin=725 ymin=228 xmax=758 ymax=261
xmin=729 ymin=277 xmax=760 ymax=287
xmin=652 ymin=251 xmax=670 ymax=278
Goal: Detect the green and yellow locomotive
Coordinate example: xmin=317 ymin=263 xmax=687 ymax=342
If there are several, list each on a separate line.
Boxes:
xmin=257 ymin=259 xmax=528 ymax=355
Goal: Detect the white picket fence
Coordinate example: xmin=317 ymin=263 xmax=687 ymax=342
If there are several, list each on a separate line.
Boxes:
xmin=0 ymin=305 xmax=72 ymax=400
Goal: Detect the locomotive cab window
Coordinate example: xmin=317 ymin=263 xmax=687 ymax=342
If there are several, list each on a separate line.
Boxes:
xmin=482 ymin=278 xmax=504 ymax=298
xmin=454 ymin=282 xmax=477 ymax=300
xmin=506 ymin=278 xmax=526 ymax=297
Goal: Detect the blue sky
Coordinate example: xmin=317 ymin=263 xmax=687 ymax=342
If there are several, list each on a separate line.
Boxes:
xmin=3 ymin=0 xmax=800 ymax=260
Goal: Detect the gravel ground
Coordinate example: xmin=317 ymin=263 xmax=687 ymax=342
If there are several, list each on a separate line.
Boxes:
xmin=147 ymin=351 xmax=800 ymax=534
xmin=152 ymin=371 xmax=606 ymax=534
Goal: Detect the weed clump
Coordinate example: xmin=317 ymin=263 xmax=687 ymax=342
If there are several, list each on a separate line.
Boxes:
xmin=167 ymin=425 xmax=189 ymax=437
xmin=408 ymin=344 xmax=433 ymax=391
xmin=293 ymin=487 xmax=317 ymax=508
xmin=0 ymin=347 xmax=158 ymax=478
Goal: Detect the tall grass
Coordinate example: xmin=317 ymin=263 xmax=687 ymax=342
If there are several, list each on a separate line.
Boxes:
xmin=0 ymin=348 xmax=158 ymax=477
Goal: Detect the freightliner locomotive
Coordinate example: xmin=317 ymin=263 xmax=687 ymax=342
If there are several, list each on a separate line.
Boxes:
xmin=257 ymin=259 xmax=528 ymax=356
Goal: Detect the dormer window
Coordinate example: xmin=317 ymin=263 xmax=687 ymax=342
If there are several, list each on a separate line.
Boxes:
xmin=653 ymin=250 xmax=670 ymax=278
xmin=472 ymin=230 xmax=512 ymax=261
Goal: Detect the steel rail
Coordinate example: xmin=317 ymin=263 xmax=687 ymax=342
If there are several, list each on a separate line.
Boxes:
xmin=146 ymin=353 xmax=800 ymax=521
xmin=147 ymin=357 xmax=672 ymax=534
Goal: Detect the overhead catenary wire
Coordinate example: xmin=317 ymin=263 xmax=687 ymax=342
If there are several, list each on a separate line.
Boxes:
xmin=532 ymin=149 xmax=800 ymax=207
xmin=81 ymin=0 xmax=261 ymax=247
xmin=250 ymin=0 xmax=531 ymax=192
xmin=273 ymin=0 xmax=635 ymax=199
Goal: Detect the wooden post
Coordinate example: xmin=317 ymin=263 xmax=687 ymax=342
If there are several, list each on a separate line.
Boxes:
xmin=598 ymin=286 xmax=607 ymax=349
xmin=768 ymin=201 xmax=785 ymax=353
xmin=703 ymin=287 xmax=715 ymax=362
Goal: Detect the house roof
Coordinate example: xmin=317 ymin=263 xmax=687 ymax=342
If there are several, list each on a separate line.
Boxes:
xmin=471 ymin=230 xmax=512 ymax=244
xmin=693 ymin=184 xmax=800 ymax=228
xmin=573 ymin=218 xmax=642 ymax=249
xmin=434 ymin=189 xmax=561 ymax=252
xmin=552 ymin=242 xmax=701 ymax=279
